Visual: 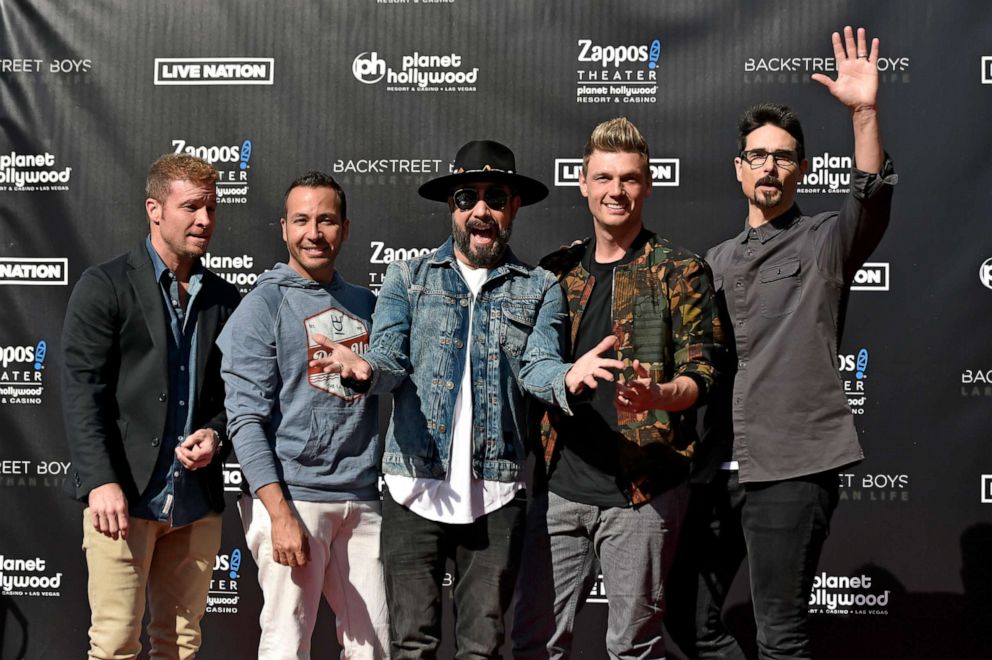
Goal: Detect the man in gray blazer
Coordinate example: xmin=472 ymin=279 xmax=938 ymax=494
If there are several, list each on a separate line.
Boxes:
xmin=61 ymin=153 xmax=240 ymax=659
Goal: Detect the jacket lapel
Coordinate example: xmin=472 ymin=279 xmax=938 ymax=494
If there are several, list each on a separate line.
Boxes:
xmin=126 ymin=243 xmax=166 ymax=355
xmin=194 ymin=280 xmax=219 ymax=401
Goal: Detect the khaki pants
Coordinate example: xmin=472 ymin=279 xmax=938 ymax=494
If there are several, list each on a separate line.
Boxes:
xmin=82 ymin=508 xmax=222 ymax=660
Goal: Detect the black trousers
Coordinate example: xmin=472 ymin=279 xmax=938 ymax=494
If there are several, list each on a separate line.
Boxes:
xmin=380 ymin=487 xmax=526 ymax=660
xmin=668 ymin=470 xmax=839 ymax=660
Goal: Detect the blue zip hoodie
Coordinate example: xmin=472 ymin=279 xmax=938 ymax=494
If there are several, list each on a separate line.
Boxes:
xmin=218 ymin=263 xmax=379 ymax=502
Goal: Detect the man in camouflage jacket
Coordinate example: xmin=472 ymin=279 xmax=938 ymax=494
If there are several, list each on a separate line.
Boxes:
xmin=513 ymin=118 xmax=720 ymax=659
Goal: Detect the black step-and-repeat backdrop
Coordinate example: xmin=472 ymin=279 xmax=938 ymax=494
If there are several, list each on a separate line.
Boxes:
xmin=2 ymin=1 xmax=991 ymax=658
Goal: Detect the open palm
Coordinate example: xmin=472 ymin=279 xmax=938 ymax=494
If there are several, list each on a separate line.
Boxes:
xmin=812 ymin=26 xmax=879 ymax=111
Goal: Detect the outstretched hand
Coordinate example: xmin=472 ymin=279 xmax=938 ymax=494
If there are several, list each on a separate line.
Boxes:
xmin=564 ymin=335 xmax=625 ymax=395
xmin=811 ymin=26 xmax=879 ymax=113
xmin=309 ymin=334 xmax=372 ymax=382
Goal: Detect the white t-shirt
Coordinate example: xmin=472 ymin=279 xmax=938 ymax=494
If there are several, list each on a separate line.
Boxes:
xmin=384 ymin=259 xmax=524 ymax=523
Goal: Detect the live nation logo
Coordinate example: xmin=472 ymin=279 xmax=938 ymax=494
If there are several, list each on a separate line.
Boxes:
xmin=554 ymin=158 xmax=679 ymax=187
xmin=154 ymin=58 xmax=274 ymax=85
xmin=851 ymin=263 xmax=889 ymax=292
xmin=0 ymin=258 xmax=68 ymax=285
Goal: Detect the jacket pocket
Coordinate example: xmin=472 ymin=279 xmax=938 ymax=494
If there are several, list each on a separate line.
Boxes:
xmin=758 ymin=258 xmax=801 ymax=318
xmin=499 ymin=301 xmax=537 ymax=358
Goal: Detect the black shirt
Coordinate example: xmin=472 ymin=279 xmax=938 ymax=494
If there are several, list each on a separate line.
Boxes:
xmin=548 ymin=242 xmax=640 ymax=507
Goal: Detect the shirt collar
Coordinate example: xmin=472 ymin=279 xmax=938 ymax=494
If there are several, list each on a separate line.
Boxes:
xmin=737 ymin=204 xmax=802 ymax=244
xmin=144 ymin=234 xmax=204 ymax=284
xmin=581 ymin=226 xmax=651 ymax=272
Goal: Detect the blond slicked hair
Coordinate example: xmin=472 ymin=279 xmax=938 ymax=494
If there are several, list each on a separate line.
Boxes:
xmin=582 ymin=117 xmax=650 ymax=172
xmin=145 ymin=153 xmax=219 ymax=202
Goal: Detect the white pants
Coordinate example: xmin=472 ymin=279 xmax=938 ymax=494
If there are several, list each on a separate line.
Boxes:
xmin=240 ymin=496 xmax=390 ymax=659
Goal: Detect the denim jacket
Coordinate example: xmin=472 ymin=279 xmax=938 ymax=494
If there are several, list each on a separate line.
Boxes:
xmin=365 ymin=237 xmax=573 ymax=482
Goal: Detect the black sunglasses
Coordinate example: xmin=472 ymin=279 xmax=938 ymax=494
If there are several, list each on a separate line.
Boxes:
xmin=451 ymin=187 xmax=510 ymax=211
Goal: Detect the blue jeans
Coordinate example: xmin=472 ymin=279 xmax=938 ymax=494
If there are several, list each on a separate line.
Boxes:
xmin=380 ymin=487 xmax=526 ymax=659
xmin=512 ymin=486 xmax=688 ymax=660
xmin=742 ymin=472 xmax=839 ymax=660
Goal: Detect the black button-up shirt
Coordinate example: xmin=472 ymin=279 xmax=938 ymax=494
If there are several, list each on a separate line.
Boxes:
xmin=704 ymin=159 xmax=897 ymax=483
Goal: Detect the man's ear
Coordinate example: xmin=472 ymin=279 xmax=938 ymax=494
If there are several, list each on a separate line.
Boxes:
xmin=146 ymin=197 xmax=162 ymax=225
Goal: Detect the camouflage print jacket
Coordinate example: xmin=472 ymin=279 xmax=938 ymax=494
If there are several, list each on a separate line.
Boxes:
xmin=537 ymin=230 xmax=720 ymax=505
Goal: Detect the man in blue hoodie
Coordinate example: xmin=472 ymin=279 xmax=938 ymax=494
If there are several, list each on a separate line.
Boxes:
xmin=218 ymin=172 xmax=389 ymax=659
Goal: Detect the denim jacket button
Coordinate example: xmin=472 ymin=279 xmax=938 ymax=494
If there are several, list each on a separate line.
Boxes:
xmin=445 ymin=380 xmax=455 ymax=390
xmin=454 ymin=339 xmax=464 ymax=349
xmin=439 ymin=424 xmax=447 ymax=433
xmin=459 ymin=298 xmax=469 ymax=307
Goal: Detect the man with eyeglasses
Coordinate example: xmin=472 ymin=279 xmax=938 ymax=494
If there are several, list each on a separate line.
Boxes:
xmin=513 ymin=117 xmax=720 ymax=659
xmin=674 ymin=27 xmax=897 ymax=660
xmin=310 ymin=140 xmax=623 ymax=658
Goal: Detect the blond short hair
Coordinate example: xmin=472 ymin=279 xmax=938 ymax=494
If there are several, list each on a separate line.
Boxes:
xmin=582 ymin=117 xmax=650 ymax=172
xmin=145 ymin=153 xmax=218 ymax=202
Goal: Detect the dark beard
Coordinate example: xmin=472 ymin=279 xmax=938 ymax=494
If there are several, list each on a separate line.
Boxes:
xmin=750 ymin=176 xmax=783 ymax=209
xmin=452 ymin=218 xmax=512 ymax=268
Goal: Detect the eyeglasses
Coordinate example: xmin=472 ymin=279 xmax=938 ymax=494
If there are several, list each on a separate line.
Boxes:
xmin=739 ymin=149 xmax=800 ymax=170
xmin=451 ymin=187 xmax=510 ymax=211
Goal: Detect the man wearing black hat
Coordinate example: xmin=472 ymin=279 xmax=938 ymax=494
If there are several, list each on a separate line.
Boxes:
xmin=312 ymin=140 xmax=622 ymax=658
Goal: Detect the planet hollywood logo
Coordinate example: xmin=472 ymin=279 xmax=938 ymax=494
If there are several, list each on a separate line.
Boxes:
xmin=797 ymin=152 xmax=851 ymax=194
xmin=961 ymin=368 xmax=992 ymax=398
xmin=368 ymin=241 xmax=435 ymax=295
xmin=1 ymin=339 xmax=48 ymax=406
xmin=576 ymin=37 xmax=661 ymax=104
xmin=743 ymin=54 xmax=910 ymax=84
xmin=351 ymin=51 xmax=478 ymax=92
xmin=154 ymin=58 xmax=274 ymax=85
xmin=0 ymin=152 xmax=72 ymax=192
xmin=171 ymin=138 xmax=253 ymax=205
xmin=0 ymin=555 xmax=63 ymax=598
xmin=202 ymin=253 xmax=261 ymax=294
xmin=809 ymin=572 xmax=891 ymax=616
xmin=332 ymin=157 xmax=445 ymax=187
xmin=0 ymin=258 xmax=68 ymax=286
xmin=305 ymin=308 xmax=370 ymax=399
xmin=207 ymin=548 xmax=243 ymax=615
xmin=837 ymin=346 xmax=870 ymax=415
xmin=554 ymin=158 xmax=679 ymax=187
xmin=979 ymin=257 xmax=992 ymax=290
xmin=838 ymin=472 xmax=910 ymax=503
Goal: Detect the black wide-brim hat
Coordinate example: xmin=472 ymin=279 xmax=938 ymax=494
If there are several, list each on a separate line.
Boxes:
xmin=418 ymin=140 xmax=549 ymax=206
